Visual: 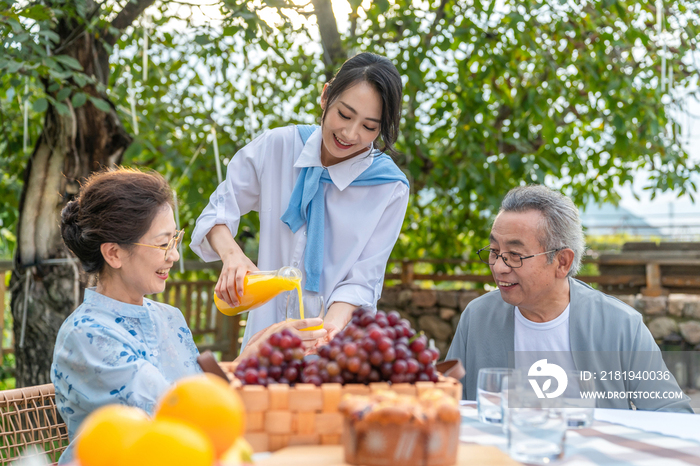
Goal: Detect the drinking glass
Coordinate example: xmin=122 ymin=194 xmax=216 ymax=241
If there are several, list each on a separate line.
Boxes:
xmin=501 ymin=375 xmax=511 ymax=433
xmin=477 ymin=368 xmax=512 ymax=424
xmin=286 ymin=293 xmax=325 ymax=331
xmin=508 ymin=390 xmax=566 ymax=465
xmin=560 ymin=370 xmax=596 ymax=428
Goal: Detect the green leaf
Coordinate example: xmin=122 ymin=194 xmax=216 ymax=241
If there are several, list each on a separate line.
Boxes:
xmin=37 ymin=29 xmax=60 ymax=44
xmin=48 ymin=69 xmax=73 ymax=80
xmin=5 ymin=61 xmax=22 ymax=73
xmin=375 ymin=0 xmax=389 ymax=13
xmin=123 ymin=140 xmax=143 ymax=159
xmin=71 ymin=92 xmax=87 ymax=107
xmin=73 ymin=74 xmax=87 ymax=87
xmin=89 ymin=96 xmax=111 ymax=113
xmin=12 ymin=33 xmax=31 ymax=44
xmin=54 ymin=55 xmax=83 ymax=71
xmin=54 ymin=102 xmax=70 ymax=116
xmin=21 ymin=5 xmax=52 ymax=21
xmin=56 ymin=87 xmax=71 ymax=102
xmin=32 ymin=97 xmax=48 ymax=113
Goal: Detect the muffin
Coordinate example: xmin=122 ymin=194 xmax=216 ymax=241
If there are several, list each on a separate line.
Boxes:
xmin=339 ymin=390 xmax=460 ymax=466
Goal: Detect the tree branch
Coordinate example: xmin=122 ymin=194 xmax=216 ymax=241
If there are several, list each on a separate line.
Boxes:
xmin=422 ymin=0 xmax=450 ymax=49
xmin=170 ymin=0 xmax=220 ymax=6
xmin=349 ymin=7 xmax=359 ymax=40
xmin=105 ymin=0 xmax=157 ymax=46
xmin=54 ymin=1 xmax=105 ymax=54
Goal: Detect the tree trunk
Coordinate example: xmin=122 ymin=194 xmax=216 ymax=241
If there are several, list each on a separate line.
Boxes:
xmin=312 ymin=0 xmax=346 ymax=80
xmin=10 ymin=26 xmax=131 ymax=387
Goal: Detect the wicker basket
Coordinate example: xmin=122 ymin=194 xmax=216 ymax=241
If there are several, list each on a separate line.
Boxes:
xmin=233 ymin=379 xmax=462 ymax=453
xmin=0 ymin=384 xmax=69 ymax=465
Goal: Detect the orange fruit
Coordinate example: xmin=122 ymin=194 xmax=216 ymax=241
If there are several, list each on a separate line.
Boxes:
xmin=154 ymin=374 xmax=245 ymax=458
xmin=75 ymin=404 xmax=150 ymax=466
xmin=121 ymin=418 xmax=214 ymax=466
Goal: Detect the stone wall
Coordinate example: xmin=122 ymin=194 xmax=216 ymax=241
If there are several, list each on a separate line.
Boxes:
xmin=620 ymin=295 xmax=700 ymax=350
xmin=377 ymin=288 xmax=700 ymax=358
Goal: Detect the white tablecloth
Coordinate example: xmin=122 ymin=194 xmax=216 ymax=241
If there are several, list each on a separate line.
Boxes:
xmin=460 ymin=400 xmax=700 ymax=442
xmin=460 ymin=400 xmax=700 ymax=465
xmin=594 ymin=408 xmax=700 ymax=443
xmin=461 ymin=400 xmax=700 ymax=440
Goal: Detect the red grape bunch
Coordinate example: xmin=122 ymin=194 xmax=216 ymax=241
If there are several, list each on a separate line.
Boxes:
xmin=234 ymin=328 xmax=306 ymax=386
xmin=235 ymin=308 xmax=440 ymax=387
xmin=311 ymin=308 xmax=440 ymax=385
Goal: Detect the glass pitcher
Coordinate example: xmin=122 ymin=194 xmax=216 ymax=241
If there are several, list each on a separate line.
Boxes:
xmin=213 ymin=266 xmax=302 ymax=316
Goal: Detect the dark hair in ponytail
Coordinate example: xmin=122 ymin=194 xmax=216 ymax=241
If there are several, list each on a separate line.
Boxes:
xmin=61 ymin=167 xmax=173 ymax=274
xmin=322 ymin=52 xmax=403 ymax=156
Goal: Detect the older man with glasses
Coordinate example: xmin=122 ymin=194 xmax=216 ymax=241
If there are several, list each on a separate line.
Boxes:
xmin=446 ymin=185 xmax=693 ymax=412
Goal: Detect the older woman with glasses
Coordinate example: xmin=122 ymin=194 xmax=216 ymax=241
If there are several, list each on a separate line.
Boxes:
xmin=51 ymin=167 xmax=196 ymax=464
xmin=52 ymin=168 xmax=324 ymax=464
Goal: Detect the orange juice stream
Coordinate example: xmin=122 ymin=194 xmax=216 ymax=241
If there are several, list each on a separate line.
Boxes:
xmin=213 ymin=274 xmax=301 ymax=316
xmin=288 ymin=283 xmax=324 ymax=331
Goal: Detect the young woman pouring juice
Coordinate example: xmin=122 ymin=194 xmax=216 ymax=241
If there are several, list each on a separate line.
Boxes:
xmin=191 ymin=52 xmax=409 ymax=349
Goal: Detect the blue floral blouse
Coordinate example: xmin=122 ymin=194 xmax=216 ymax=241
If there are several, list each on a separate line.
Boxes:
xmin=51 ymin=288 xmax=202 ymax=464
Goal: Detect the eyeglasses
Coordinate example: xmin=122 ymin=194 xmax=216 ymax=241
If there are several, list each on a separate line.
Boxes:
xmin=477 ymin=246 xmax=565 ymax=269
xmin=132 ymin=230 xmax=184 ymax=261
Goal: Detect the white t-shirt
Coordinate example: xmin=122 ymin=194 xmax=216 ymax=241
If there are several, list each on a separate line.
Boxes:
xmin=190 ymin=126 xmax=409 ymax=348
xmin=514 ymin=304 xmax=576 ymax=371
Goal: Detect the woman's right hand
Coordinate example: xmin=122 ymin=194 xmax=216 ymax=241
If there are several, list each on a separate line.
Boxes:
xmin=207 ymin=225 xmax=259 ymax=307
xmin=216 ymin=250 xmax=259 ymax=307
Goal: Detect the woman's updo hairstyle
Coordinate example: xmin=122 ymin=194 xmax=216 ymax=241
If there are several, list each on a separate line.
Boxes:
xmin=322 ymin=52 xmax=403 ymax=156
xmin=61 ymin=167 xmax=173 ymax=274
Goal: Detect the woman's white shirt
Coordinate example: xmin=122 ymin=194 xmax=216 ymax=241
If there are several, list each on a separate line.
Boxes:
xmin=190 ymin=126 xmax=409 ymax=348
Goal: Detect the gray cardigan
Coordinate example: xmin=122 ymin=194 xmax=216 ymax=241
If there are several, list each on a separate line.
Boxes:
xmin=446 ymin=278 xmax=693 ymax=413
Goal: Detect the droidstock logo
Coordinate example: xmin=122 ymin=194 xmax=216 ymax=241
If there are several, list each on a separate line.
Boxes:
xmin=528 ymin=359 xmax=568 ymax=399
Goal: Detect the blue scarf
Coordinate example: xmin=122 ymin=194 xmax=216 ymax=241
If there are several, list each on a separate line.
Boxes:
xmin=280 ymin=125 xmax=409 ymax=292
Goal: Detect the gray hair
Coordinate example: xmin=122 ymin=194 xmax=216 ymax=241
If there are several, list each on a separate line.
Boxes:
xmin=499 ymin=185 xmax=585 ymax=277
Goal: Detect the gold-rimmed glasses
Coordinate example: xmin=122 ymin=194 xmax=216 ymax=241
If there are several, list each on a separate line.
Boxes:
xmin=132 ymin=229 xmax=184 ymax=260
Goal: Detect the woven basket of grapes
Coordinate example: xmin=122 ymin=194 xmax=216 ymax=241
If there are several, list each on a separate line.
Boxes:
xmin=224 ymin=309 xmax=463 ymax=453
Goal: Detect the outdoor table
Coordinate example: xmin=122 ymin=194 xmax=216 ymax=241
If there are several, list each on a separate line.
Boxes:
xmin=254 ymin=444 xmax=519 ymax=465
xmin=459 ymin=401 xmax=700 ymax=465
xmin=251 ymin=401 xmax=700 ymax=465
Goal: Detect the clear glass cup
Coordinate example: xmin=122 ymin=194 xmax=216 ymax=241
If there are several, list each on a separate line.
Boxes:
xmin=501 ymin=374 xmax=511 ymax=433
xmin=508 ymin=389 xmax=566 ymax=465
xmin=286 ymin=293 xmax=325 ymax=331
xmin=477 ymin=368 xmax=512 ymax=424
xmin=560 ymin=370 xmax=596 ymax=428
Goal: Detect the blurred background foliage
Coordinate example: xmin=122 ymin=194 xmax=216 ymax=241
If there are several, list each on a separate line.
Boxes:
xmin=1 ymin=0 xmax=700 ymax=387
xmin=2 ymin=0 xmax=700 ymax=267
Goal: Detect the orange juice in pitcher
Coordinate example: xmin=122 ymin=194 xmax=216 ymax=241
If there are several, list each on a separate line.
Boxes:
xmin=213 ymin=266 xmax=303 ymax=316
